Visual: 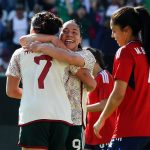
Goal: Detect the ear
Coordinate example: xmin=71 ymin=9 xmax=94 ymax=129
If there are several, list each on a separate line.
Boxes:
xmin=123 ymin=26 xmax=130 ymax=33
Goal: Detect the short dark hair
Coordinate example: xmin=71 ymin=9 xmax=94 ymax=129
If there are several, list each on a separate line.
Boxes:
xmin=31 ymin=11 xmax=63 ymax=35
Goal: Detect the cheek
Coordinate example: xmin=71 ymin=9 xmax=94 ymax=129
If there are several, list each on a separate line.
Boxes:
xmin=115 ymin=34 xmax=121 ymax=40
xmin=77 ymin=37 xmax=81 ymax=44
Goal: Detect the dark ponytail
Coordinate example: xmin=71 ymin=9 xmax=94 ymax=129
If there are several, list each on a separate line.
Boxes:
xmin=111 ymin=6 xmax=150 ymax=65
xmin=135 ymin=6 xmax=150 ymax=65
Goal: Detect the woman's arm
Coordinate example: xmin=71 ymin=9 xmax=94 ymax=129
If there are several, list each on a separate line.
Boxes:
xmin=6 ymin=75 xmax=22 ymax=99
xmin=20 ymin=34 xmax=67 ymax=49
xmin=75 ymin=68 xmax=96 ymax=91
xmin=93 ymin=80 xmax=127 ymax=138
xmin=87 ymin=99 xmax=107 ymax=112
xmin=28 ymin=42 xmax=85 ymax=67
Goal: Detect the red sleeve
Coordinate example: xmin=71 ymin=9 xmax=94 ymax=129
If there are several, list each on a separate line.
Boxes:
xmin=113 ymin=46 xmax=134 ymax=83
xmin=97 ymin=72 xmax=114 ymax=101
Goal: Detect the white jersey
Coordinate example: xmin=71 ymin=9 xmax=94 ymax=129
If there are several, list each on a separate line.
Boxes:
xmin=65 ymin=49 xmax=96 ymax=125
xmin=6 ymin=48 xmax=73 ymax=125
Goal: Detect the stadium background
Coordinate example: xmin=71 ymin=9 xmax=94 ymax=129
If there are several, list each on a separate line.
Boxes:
xmin=0 ymin=0 xmax=149 ymax=149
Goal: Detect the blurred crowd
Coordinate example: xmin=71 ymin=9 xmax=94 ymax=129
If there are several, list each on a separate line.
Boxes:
xmin=0 ymin=0 xmax=146 ymax=73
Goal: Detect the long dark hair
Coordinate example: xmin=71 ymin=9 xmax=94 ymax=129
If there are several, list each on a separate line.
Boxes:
xmin=31 ymin=11 xmax=63 ymax=35
xmin=135 ymin=6 xmax=150 ymax=65
xmin=111 ymin=6 xmax=150 ymax=65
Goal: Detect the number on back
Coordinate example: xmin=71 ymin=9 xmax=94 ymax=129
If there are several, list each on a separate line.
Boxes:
xmin=72 ymin=139 xmax=81 ymax=150
xmin=34 ymin=55 xmax=52 ymax=89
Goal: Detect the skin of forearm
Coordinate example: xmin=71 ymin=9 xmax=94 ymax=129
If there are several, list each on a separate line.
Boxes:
xmin=87 ymin=99 xmax=107 ymax=112
xmin=84 ymin=83 xmax=96 ymax=92
xmin=30 ymin=34 xmax=53 ymax=43
xmin=13 ymin=88 xmax=22 ymax=99
xmin=75 ymin=68 xmax=97 ymax=91
xmin=97 ymin=80 xmax=127 ymax=123
xmin=38 ymin=44 xmax=85 ymax=66
xmin=6 ymin=76 xmax=22 ymax=100
xmin=93 ymin=80 xmax=127 ymax=138
xmin=20 ymin=34 xmax=54 ymax=47
xmin=98 ymin=91 xmax=124 ymax=123
xmin=7 ymin=87 xmax=22 ymax=99
xmin=20 ymin=33 xmax=68 ymax=50
xmin=34 ymin=34 xmax=67 ymax=49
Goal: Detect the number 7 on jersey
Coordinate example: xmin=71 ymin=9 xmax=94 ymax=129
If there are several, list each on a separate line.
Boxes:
xmin=34 ymin=55 xmax=52 ymax=89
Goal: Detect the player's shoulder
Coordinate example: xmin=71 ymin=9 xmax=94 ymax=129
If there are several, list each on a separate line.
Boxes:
xmin=13 ymin=47 xmax=24 ymax=56
xmin=116 ymin=43 xmax=134 ymax=59
xmin=98 ymin=70 xmax=112 ymax=83
xmin=76 ymin=48 xmax=92 ymax=56
xmin=77 ymin=49 xmax=96 ymax=62
xmin=120 ymin=41 xmax=142 ymax=53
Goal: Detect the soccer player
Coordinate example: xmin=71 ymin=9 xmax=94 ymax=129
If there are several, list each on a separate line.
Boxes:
xmin=84 ymin=48 xmax=115 ymax=150
xmin=94 ymin=6 xmax=150 ymax=150
xmin=6 ymin=12 xmax=96 ymax=150
xmin=20 ymin=20 xmax=96 ymax=150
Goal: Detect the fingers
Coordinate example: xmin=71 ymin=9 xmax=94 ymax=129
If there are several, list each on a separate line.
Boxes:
xmin=94 ymin=126 xmax=102 ymax=139
xmin=31 ymin=41 xmax=41 ymax=44
xmin=22 ymin=41 xmax=41 ymax=53
xmin=93 ymin=119 xmax=105 ymax=139
xmin=29 ymin=43 xmax=39 ymax=52
xmin=93 ymin=124 xmax=101 ymax=139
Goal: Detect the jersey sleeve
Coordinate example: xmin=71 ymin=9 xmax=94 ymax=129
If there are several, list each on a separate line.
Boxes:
xmin=113 ymin=46 xmax=134 ymax=83
xmin=5 ymin=50 xmax=21 ymax=78
xmin=69 ymin=49 xmax=96 ymax=75
xmin=97 ymin=71 xmax=113 ymax=100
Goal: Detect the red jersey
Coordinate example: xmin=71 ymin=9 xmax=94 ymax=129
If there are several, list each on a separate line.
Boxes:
xmin=85 ymin=70 xmax=115 ymax=145
xmin=112 ymin=41 xmax=150 ymax=138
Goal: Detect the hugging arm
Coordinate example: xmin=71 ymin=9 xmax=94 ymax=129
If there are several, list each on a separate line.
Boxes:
xmin=20 ymin=34 xmax=67 ymax=49
xmin=26 ymin=42 xmax=85 ymax=67
xmin=75 ymin=68 xmax=96 ymax=91
xmin=87 ymin=99 xmax=107 ymax=112
xmin=93 ymin=80 xmax=127 ymax=138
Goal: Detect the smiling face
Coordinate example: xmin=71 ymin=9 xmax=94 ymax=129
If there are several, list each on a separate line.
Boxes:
xmin=59 ymin=21 xmax=82 ymax=51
